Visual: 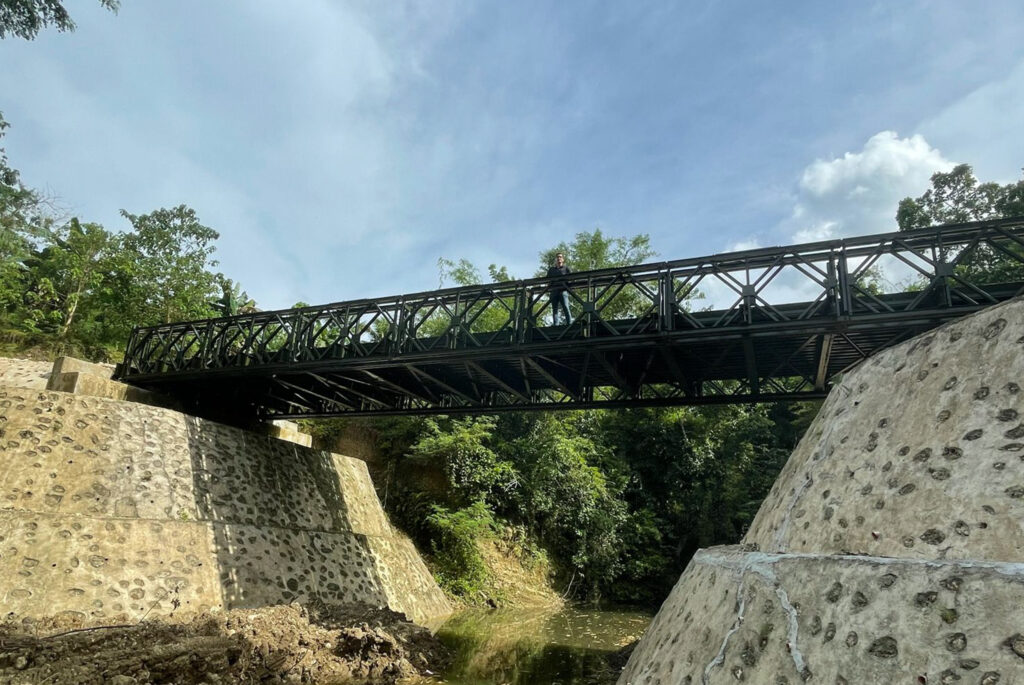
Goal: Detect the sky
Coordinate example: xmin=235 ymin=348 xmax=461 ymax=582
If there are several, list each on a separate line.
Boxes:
xmin=1 ymin=1 xmax=1023 ymax=310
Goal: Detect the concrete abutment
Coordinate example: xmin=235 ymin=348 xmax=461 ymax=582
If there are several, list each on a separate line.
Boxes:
xmin=621 ymin=297 xmax=1024 ymax=683
xmin=0 ymin=357 xmax=450 ymax=626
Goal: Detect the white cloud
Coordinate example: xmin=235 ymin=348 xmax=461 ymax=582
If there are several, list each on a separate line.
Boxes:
xmin=729 ymin=131 xmax=959 ymax=307
xmin=782 ymin=131 xmax=953 ymax=243
xmin=728 ymin=238 xmax=761 ymax=252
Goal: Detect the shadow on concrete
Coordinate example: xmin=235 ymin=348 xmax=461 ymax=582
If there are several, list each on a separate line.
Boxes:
xmin=183 ymin=416 xmax=392 ymax=611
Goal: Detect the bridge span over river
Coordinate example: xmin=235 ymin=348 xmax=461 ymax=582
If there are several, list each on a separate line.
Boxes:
xmin=115 ymin=218 xmax=1024 ymax=418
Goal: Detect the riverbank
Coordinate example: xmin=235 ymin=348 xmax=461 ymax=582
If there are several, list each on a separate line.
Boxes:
xmin=0 ymin=601 xmax=449 ymax=684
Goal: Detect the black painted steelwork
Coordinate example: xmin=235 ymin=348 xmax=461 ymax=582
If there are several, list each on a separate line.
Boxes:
xmin=116 ymin=218 xmax=1024 ymax=418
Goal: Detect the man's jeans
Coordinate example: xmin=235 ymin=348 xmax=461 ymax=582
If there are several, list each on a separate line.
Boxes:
xmin=551 ymin=291 xmax=572 ymax=325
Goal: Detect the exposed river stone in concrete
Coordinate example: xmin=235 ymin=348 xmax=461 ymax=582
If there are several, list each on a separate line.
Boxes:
xmin=622 ymin=547 xmax=1024 ymax=684
xmin=620 ymin=296 xmax=1024 ymax=684
xmin=0 ymin=357 xmax=52 ymax=390
xmin=0 ymin=370 xmax=451 ymax=626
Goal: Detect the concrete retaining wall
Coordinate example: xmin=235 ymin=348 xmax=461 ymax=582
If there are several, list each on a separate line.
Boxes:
xmin=0 ymin=357 xmax=52 ymax=390
xmin=621 ymin=297 xmax=1024 ymax=684
xmin=0 ymin=365 xmax=450 ymax=626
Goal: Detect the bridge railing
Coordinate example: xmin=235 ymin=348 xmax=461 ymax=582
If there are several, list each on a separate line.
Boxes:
xmin=119 ymin=218 xmax=1024 ymax=379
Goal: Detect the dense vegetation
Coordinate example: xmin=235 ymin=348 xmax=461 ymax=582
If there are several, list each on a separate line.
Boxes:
xmin=3 ymin=108 xmax=1022 ymax=606
xmin=312 ymin=402 xmax=814 ymax=605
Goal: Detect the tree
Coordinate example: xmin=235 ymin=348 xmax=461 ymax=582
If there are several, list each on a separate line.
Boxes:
xmin=499 ymin=412 xmax=626 ymax=598
xmin=535 ymin=228 xmax=656 ymax=276
xmin=0 ymin=0 xmax=119 ymax=40
xmin=535 ymin=229 xmax=660 ymax=321
xmin=0 ymin=113 xmax=40 ymax=256
xmin=22 ymin=218 xmax=114 ymax=338
xmin=211 ymin=275 xmax=257 ymax=317
xmin=896 ymin=164 xmax=1005 ymax=230
xmin=437 ymin=257 xmax=481 ymax=289
xmin=897 ymin=164 xmax=1024 ymax=283
xmin=0 ymin=112 xmax=51 ymax=326
xmin=409 ymin=416 xmax=517 ymax=507
xmin=112 ymin=205 xmax=221 ymax=330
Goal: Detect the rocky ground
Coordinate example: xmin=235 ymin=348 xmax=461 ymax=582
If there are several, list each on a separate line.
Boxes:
xmin=0 ymin=602 xmax=450 ymax=684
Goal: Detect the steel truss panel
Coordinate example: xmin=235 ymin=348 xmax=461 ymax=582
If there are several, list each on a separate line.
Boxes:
xmin=115 ymin=218 xmax=1024 ymax=418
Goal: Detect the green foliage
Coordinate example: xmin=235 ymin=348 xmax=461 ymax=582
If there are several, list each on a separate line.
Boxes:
xmin=897 ymin=164 xmax=1024 ymax=283
xmin=410 ymin=416 xmax=518 ymax=506
xmin=117 ymin=206 xmax=221 ymax=325
xmin=438 ymin=257 xmax=482 ymax=288
xmin=536 ymin=229 xmax=662 ymax=321
xmin=497 ymin=413 xmax=625 ymax=598
xmin=594 ymin=403 xmax=803 ymax=604
xmin=0 ymin=112 xmax=50 ymax=322
xmin=211 ymin=276 xmax=257 ymax=317
xmin=488 ymin=264 xmax=512 ymax=282
xmin=535 ymin=229 xmax=656 ymax=276
xmin=896 ymin=164 xmax=1005 ymax=230
xmin=369 ymin=400 xmax=810 ymax=606
xmin=0 ymin=113 xmax=240 ymax=360
xmin=425 ymin=500 xmax=496 ymax=599
xmin=25 ymin=219 xmax=115 ymax=338
xmin=0 ymin=0 xmax=119 ymax=40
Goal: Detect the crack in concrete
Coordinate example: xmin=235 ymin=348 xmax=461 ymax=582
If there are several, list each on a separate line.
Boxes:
xmin=692 ymin=546 xmax=1024 ymax=681
xmin=770 ymin=402 xmax=848 ymax=553
xmin=773 ymin=581 xmax=807 ymax=678
xmin=774 ymin=471 xmax=813 ymax=553
xmin=699 ymin=552 xmax=810 ymax=679
xmin=702 ymin=574 xmax=747 ymax=684
xmin=696 ymin=548 xmax=1024 ymax=580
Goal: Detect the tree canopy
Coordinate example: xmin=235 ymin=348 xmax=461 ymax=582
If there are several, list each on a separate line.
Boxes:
xmin=896 ymin=163 xmax=1024 ymax=230
xmin=897 ymin=164 xmax=1024 ymax=283
xmin=0 ymin=115 xmax=230 ymax=358
xmin=0 ymin=0 xmax=119 ymax=40
xmin=535 ymin=229 xmax=656 ymax=276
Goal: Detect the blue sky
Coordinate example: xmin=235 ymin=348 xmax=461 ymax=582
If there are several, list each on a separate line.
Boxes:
xmin=2 ymin=1 xmax=1023 ymax=309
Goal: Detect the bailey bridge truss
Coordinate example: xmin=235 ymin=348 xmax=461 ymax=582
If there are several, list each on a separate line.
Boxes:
xmin=115 ymin=218 xmax=1024 ymax=418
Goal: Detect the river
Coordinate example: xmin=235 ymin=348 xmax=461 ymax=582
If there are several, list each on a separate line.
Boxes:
xmin=428 ymin=605 xmax=652 ymax=684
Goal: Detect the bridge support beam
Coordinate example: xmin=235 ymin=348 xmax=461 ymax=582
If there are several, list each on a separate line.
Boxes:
xmin=814 ymin=333 xmax=834 ymax=391
xmin=743 ymin=336 xmax=760 ymax=397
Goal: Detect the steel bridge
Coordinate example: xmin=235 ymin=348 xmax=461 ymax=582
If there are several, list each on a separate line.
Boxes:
xmin=115 ymin=218 xmax=1024 ymax=418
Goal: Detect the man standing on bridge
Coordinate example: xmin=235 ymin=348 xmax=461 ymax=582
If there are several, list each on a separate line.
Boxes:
xmin=547 ymin=252 xmax=573 ymax=325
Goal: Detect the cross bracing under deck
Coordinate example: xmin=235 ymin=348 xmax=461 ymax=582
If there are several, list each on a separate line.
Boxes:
xmin=115 ymin=218 xmax=1024 ymax=418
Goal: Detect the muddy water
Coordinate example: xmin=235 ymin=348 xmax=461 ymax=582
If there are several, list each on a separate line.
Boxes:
xmin=431 ymin=605 xmax=651 ymax=684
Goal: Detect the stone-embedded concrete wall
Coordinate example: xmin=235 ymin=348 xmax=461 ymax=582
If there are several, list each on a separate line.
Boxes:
xmin=620 ymin=297 xmax=1024 ymax=684
xmin=0 ymin=377 xmax=451 ymax=626
xmin=0 ymin=357 xmax=52 ymax=390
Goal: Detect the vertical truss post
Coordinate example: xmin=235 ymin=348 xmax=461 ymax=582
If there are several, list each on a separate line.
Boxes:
xmin=814 ymin=333 xmax=834 ymax=390
xmin=741 ymin=284 xmax=757 ymax=324
xmin=826 ymin=257 xmax=838 ymax=317
xmin=659 ymin=270 xmax=673 ymax=332
xmin=585 ymin=276 xmax=597 ymax=336
xmin=284 ymin=312 xmax=298 ymax=363
xmin=743 ymin=335 xmax=760 ymax=397
xmin=123 ymin=328 xmax=139 ymax=374
xmin=393 ymin=297 xmax=407 ymax=356
xmin=199 ymin=320 xmax=213 ymax=369
xmin=935 ymin=260 xmax=954 ymax=308
xmin=450 ymin=293 xmax=461 ymax=350
xmin=516 ymin=285 xmax=527 ymax=344
xmin=837 ymin=248 xmax=852 ymax=317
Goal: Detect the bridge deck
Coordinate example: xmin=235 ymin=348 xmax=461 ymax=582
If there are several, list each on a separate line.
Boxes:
xmin=115 ymin=218 xmax=1024 ymax=418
